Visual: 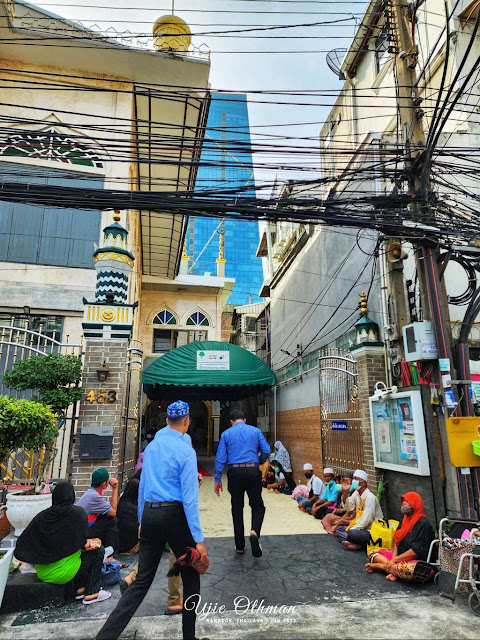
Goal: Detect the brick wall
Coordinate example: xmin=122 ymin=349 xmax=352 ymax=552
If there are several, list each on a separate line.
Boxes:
xmin=275 ymin=406 xmax=323 ymax=480
xmin=355 ymin=345 xmax=386 ymax=494
xmin=70 ymin=339 xmax=128 ymax=498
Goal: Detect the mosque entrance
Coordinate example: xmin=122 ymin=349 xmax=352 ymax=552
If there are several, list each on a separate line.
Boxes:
xmin=143 ymin=399 xmax=213 ymax=457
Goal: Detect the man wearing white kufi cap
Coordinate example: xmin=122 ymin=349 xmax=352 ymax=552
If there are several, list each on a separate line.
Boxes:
xmin=311 ymin=468 xmax=338 ymax=519
xmin=336 ymin=469 xmax=383 ymax=550
xmin=296 ymin=463 xmax=324 ymax=513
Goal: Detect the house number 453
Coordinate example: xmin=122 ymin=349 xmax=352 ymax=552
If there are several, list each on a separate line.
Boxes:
xmin=86 ymin=390 xmax=117 ymax=404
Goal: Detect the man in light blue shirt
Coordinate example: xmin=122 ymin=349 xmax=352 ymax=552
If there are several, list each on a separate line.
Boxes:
xmin=97 ymin=401 xmax=207 ymax=640
xmin=214 ymin=409 xmax=270 ymax=557
xmin=311 ymin=468 xmax=338 ymax=519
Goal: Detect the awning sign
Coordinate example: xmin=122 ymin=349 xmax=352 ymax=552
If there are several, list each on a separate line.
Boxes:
xmin=197 ymin=350 xmax=230 ymax=371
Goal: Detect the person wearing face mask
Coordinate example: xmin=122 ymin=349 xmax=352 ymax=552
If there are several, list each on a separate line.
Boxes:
xmin=336 ymin=469 xmax=383 ymax=550
xmin=365 ymin=492 xmax=435 ymax=582
xmin=311 ymin=468 xmax=338 ymax=519
xmin=76 ymin=467 xmax=119 ymax=560
xmin=321 ymin=476 xmax=355 ymax=534
xmin=296 ymin=463 xmax=324 ymax=512
xmin=266 ymin=460 xmax=286 ymax=492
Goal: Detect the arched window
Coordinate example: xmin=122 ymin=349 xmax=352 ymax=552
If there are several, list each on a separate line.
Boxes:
xmin=0 ymin=127 xmax=104 ymax=168
xmin=186 ymin=311 xmax=209 ymax=327
xmin=153 ymin=309 xmax=177 ymax=325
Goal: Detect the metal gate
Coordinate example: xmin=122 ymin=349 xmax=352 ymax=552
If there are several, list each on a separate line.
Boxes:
xmin=118 ymin=340 xmax=143 ymax=485
xmin=0 ymin=323 xmax=82 ymax=482
xmin=319 ymin=348 xmax=364 ymax=474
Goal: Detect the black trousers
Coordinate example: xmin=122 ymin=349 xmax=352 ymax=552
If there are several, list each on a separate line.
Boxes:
xmin=89 ymin=514 xmax=119 ymax=553
xmin=96 ymin=503 xmax=200 ymax=640
xmin=73 ymin=547 xmax=104 ymax=596
xmin=227 ymin=467 xmax=265 ymax=550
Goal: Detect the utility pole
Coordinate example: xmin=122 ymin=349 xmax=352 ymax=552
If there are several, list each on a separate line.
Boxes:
xmin=389 ymin=0 xmax=472 ymax=516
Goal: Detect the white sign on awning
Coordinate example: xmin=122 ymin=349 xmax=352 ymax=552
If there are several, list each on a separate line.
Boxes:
xmin=196 ymin=350 xmax=230 ymax=370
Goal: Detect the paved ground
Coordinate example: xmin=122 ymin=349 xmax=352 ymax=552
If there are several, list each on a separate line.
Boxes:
xmin=1 ymin=472 xmax=480 ymax=639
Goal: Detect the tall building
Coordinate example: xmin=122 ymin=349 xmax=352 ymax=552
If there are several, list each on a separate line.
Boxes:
xmin=189 ymin=93 xmax=264 ymax=305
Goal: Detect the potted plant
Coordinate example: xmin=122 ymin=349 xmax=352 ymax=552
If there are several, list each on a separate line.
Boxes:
xmin=0 ymin=395 xmax=58 ymax=535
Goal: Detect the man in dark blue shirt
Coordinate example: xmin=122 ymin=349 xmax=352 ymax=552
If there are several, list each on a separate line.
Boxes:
xmin=96 ymin=401 xmax=207 ymax=640
xmin=214 ymin=409 xmax=270 ymax=557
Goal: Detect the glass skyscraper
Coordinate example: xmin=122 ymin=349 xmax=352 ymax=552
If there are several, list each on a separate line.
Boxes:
xmin=189 ymin=93 xmax=264 ymax=305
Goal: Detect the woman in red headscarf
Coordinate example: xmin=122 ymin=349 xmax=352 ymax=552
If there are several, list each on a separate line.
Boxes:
xmin=365 ymin=492 xmax=435 ymax=582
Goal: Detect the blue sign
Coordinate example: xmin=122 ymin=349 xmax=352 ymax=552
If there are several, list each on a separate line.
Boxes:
xmin=332 ymin=421 xmax=348 ymax=431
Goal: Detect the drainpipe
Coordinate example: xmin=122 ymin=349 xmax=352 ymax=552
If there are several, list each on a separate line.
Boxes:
xmin=273 ymin=385 xmax=277 ymax=443
xmin=347 ymin=77 xmax=358 ymax=144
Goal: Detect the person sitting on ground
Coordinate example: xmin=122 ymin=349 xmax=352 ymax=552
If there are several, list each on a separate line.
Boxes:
xmin=322 ymin=475 xmax=355 ymax=535
xmin=263 ymin=465 xmax=275 ymax=488
xmin=296 ymin=463 xmax=324 ymax=513
xmin=76 ymin=467 xmax=119 ymax=560
xmin=311 ymin=468 xmax=338 ymax=519
xmin=266 ymin=460 xmax=295 ymax=494
xmin=336 ymin=469 xmax=384 ymax=550
xmin=365 ymin=491 xmax=435 ymax=582
xmin=117 ymin=469 xmax=142 ymax=554
xmin=15 ymin=481 xmax=110 ymax=605
xmin=273 ymin=440 xmax=291 ymax=471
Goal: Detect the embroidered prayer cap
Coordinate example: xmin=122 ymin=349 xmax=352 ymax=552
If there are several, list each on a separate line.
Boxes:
xmin=303 ymin=463 xmax=313 ymax=471
xmin=353 ymin=469 xmax=368 ymax=482
xmin=323 ymin=468 xmax=334 ymax=476
xmin=167 ymin=400 xmax=190 ymax=418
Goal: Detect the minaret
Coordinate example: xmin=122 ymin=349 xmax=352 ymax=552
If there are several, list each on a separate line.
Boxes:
xmin=82 ymin=211 xmax=136 ymax=339
xmin=93 ymin=211 xmax=134 ymax=304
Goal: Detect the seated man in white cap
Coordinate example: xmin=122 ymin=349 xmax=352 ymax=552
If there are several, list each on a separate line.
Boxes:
xmin=296 ymin=463 xmax=324 ymax=513
xmin=311 ymin=468 xmax=338 ymax=519
xmin=336 ymin=469 xmax=383 ymax=550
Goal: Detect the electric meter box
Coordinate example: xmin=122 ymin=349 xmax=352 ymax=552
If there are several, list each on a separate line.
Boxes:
xmin=402 ymin=321 xmax=438 ymax=362
xmin=78 ymin=425 xmax=114 ymax=460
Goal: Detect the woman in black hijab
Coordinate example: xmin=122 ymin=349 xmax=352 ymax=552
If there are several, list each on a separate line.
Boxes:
xmin=117 ymin=469 xmax=141 ymax=553
xmin=15 ymin=481 xmax=111 ymax=604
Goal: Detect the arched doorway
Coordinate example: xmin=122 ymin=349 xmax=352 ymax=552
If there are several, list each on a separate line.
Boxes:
xmin=143 ymin=399 xmax=213 ymax=457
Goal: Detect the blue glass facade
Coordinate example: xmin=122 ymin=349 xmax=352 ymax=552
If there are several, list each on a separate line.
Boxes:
xmin=190 ymin=93 xmax=264 ymax=305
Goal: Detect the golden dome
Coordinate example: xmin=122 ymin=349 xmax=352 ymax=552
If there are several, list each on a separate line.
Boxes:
xmin=153 ymin=15 xmax=192 ymax=53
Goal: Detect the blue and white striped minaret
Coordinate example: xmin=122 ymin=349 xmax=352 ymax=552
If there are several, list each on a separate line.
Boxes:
xmin=93 ymin=212 xmax=134 ymax=304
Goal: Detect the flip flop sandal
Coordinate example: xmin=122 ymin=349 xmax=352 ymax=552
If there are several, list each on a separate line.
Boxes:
xmin=75 ymin=593 xmax=86 ymax=600
xmin=83 ymin=589 xmax=112 ymax=605
xmin=165 ymin=607 xmax=183 ymax=616
xmin=249 ymin=534 xmax=262 ymax=558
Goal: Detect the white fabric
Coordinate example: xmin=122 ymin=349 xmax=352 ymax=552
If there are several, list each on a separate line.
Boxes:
xmin=274 ymin=441 xmax=291 ymax=471
xmin=308 ymin=474 xmax=324 ymax=498
xmin=323 ymin=468 xmax=334 ymax=475
xmin=350 ymin=488 xmax=383 ymax=531
xmin=303 ymin=463 xmax=313 ymax=470
xmin=353 ymin=469 xmax=368 ymax=482
xmin=275 ymin=472 xmax=285 ymax=483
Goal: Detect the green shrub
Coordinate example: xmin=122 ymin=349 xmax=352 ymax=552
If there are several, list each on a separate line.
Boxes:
xmin=0 ymin=395 xmax=58 ymax=461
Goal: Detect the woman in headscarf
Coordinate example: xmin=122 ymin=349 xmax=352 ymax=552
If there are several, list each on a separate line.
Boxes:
xmin=274 ymin=441 xmax=291 ymax=471
xmin=365 ymin=492 xmax=435 ymax=582
xmin=15 ymin=481 xmax=111 ymax=604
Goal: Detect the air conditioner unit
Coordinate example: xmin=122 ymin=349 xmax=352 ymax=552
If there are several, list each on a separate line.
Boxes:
xmin=402 ymin=321 xmax=438 ymax=362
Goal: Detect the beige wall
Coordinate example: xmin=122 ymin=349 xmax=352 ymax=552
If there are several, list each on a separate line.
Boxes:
xmin=137 ymin=288 xmax=224 ymax=358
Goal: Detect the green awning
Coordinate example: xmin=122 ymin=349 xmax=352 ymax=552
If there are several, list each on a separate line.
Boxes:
xmin=142 ymin=340 xmax=276 ymax=401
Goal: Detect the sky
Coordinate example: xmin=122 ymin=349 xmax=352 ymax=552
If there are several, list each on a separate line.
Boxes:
xmin=34 ymin=0 xmax=367 ymax=189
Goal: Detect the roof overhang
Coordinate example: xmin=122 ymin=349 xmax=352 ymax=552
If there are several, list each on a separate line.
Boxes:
xmin=142 ymin=340 xmax=276 ymax=401
xmin=340 ymin=0 xmax=383 ymax=79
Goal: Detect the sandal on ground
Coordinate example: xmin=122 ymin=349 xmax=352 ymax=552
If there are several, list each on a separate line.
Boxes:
xmin=75 ymin=593 xmax=86 ymax=600
xmin=165 ymin=607 xmax=183 ymax=616
xmin=83 ymin=589 xmax=112 ymax=605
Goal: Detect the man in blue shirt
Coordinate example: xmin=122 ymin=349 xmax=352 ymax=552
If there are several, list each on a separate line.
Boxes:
xmin=311 ymin=468 xmax=338 ymax=519
xmin=214 ymin=409 xmax=270 ymax=557
xmin=96 ymin=401 xmax=207 ymax=640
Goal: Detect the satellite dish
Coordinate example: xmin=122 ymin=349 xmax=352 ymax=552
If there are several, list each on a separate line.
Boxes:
xmin=326 ymin=49 xmax=347 ymax=79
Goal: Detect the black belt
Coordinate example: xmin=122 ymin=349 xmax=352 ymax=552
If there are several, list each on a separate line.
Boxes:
xmin=230 ymin=463 xmax=259 ymax=468
xmin=145 ymin=500 xmax=182 ymax=508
